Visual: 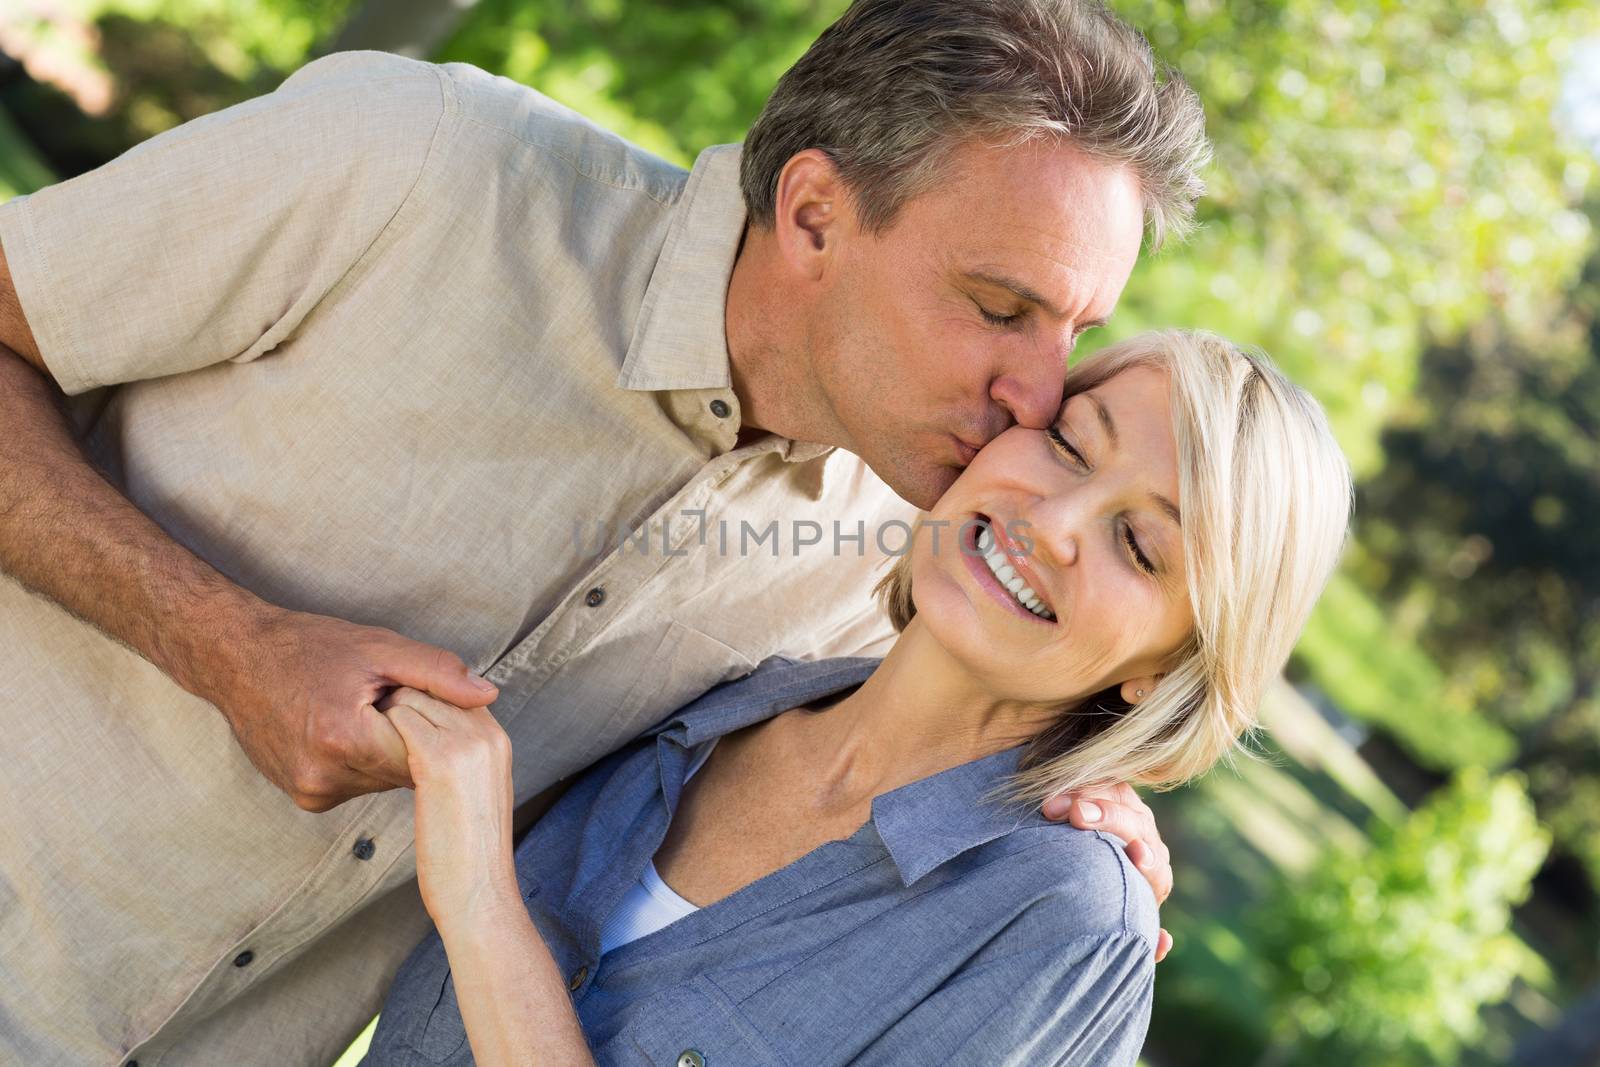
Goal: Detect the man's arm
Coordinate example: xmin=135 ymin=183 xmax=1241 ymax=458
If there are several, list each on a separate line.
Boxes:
xmin=0 ymin=241 xmax=264 ymax=698
xmin=0 ymin=237 xmax=498 ymax=811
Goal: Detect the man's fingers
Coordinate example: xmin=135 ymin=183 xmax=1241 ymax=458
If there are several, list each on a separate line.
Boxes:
xmin=380 ymin=640 xmax=498 ymax=711
xmin=1061 ymin=800 xmax=1173 ymax=902
xmin=1127 ymin=841 xmax=1174 ymax=904
xmin=290 ymin=764 xmax=400 ymax=811
xmin=350 ymin=703 xmax=418 ymax=788
xmin=1111 ymin=780 xmax=1152 ymax=817
xmin=1156 ymin=928 xmax=1173 ymax=963
xmin=1042 ymin=789 xmax=1074 ymax=820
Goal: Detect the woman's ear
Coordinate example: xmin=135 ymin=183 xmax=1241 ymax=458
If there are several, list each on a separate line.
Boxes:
xmin=1120 ymin=675 xmax=1163 ymax=706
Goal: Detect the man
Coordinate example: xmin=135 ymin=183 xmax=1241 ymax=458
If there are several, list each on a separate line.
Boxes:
xmin=0 ymin=1 xmax=1207 ymax=1063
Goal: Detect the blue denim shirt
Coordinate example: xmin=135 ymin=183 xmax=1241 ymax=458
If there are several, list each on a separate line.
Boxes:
xmin=363 ymin=656 xmax=1158 ymax=1066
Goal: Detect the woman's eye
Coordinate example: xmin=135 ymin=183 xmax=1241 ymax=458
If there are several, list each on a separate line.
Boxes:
xmin=1123 ymin=523 xmax=1157 ymax=576
xmin=1046 ymin=426 xmax=1087 ymax=467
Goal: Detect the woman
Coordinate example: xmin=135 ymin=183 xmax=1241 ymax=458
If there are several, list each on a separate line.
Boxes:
xmin=360 ymin=329 xmax=1352 ymax=1066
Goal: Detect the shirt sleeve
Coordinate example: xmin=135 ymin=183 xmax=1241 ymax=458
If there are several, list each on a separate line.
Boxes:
xmin=853 ymin=930 xmax=1156 ymax=1067
xmin=0 ymin=50 xmax=448 ymax=396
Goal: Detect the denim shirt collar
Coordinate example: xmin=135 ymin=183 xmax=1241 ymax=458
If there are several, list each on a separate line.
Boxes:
xmin=649 ymin=656 xmax=1045 ymax=887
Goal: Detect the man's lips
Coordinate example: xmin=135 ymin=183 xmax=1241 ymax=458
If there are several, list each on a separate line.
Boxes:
xmin=951 ymin=435 xmax=983 ymax=466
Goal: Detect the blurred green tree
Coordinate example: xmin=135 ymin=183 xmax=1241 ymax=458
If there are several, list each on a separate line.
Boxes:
xmin=1357 ymin=223 xmax=1600 ymax=887
xmin=1257 ymin=768 xmax=1551 ymax=1065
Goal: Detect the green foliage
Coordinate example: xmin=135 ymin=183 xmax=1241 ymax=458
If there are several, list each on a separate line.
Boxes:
xmin=436 ymin=0 xmax=843 ymax=166
xmin=1354 ymin=234 xmax=1600 ymax=883
xmin=1292 ymin=570 xmax=1515 ymax=770
xmin=0 ymin=107 xmax=55 ymax=201
xmin=1101 ymin=0 xmax=1599 ymax=478
xmin=88 ymin=0 xmax=357 ymax=74
xmin=1257 ymin=768 xmax=1550 ymax=1065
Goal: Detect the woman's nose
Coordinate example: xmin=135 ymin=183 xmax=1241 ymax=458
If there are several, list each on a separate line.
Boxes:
xmin=1024 ymin=512 xmax=1078 ymax=571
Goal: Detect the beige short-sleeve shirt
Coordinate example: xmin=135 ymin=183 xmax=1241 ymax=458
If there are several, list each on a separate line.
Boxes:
xmin=0 ymin=51 xmax=914 ymax=1066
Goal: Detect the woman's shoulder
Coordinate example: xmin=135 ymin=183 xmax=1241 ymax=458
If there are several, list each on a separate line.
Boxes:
xmin=954 ymin=821 xmax=1162 ymax=953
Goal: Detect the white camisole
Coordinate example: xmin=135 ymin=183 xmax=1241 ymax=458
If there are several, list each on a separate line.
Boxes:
xmin=597 ymin=739 xmax=718 ymax=956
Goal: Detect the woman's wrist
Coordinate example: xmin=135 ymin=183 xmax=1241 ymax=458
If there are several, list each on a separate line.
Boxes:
xmin=430 ymin=863 xmax=525 ymax=940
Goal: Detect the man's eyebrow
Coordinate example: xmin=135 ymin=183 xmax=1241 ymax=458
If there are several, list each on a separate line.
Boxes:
xmin=966 ymin=270 xmax=1067 ymax=319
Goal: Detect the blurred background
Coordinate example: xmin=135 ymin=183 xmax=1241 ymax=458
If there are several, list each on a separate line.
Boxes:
xmin=2 ymin=1 xmax=1597 ymax=1064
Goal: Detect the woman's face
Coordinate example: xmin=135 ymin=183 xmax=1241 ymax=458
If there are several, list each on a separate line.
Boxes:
xmin=910 ymin=362 xmax=1194 ymax=708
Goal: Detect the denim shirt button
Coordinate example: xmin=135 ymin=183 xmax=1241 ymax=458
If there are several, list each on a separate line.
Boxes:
xmin=567 ymin=965 xmax=588 ymax=991
xmin=676 ymin=1051 xmax=706 ymax=1067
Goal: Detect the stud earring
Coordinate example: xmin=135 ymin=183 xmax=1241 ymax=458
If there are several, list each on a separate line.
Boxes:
xmin=1135 ymin=689 xmax=1145 ymax=698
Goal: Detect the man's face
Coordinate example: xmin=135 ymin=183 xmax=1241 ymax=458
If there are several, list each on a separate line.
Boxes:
xmin=809 ymin=139 xmax=1145 ymax=510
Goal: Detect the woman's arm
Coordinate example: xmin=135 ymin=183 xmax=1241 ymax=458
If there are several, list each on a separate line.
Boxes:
xmin=382 ymin=686 xmax=598 ymax=1067
xmin=434 ymin=886 xmax=597 ymax=1067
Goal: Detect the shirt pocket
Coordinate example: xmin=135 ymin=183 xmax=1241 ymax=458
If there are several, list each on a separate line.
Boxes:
xmin=415 ymin=966 xmax=470 ymax=1063
xmin=594 ymin=974 xmax=784 ymax=1067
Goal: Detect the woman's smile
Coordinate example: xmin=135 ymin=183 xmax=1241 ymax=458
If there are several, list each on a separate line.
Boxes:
xmin=961 ymin=514 xmax=1058 ymax=625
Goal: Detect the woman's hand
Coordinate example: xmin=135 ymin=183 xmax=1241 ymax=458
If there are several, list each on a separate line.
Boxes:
xmin=380 ymin=686 xmax=520 ymax=926
xmin=382 ymin=689 xmax=598 ymax=1066
xmin=1043 ymin=782 xmax=1175 ymax=962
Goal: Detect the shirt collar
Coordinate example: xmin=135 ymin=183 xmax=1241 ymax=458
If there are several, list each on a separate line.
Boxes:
xmin=616 ymin=143 xmax=746 ymax=394
xmin=651 ymin=655 xmax=881 ymax=748
xmin=616 ymin=145 xmax=838 ymax=472
xmin=651 ymin=655 xmax=1045 ymax=887
xmin=870 ymin=744 xmax=1041 ymax=886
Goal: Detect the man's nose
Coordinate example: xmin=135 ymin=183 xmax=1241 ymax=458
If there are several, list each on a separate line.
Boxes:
xmin=989 ymin=350 xmax=1067 ymax=430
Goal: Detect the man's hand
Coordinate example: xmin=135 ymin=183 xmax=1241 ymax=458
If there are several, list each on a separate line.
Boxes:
xmin=0 ymin=239 xmax=501 ymax=815
xmin=1044 ymin=782 xmax=1174 ymax=963
xmin=207 ymin=605 xmax=499 ymax=813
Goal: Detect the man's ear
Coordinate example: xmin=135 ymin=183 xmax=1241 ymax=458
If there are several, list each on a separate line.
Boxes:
xmin=1119 ymin=674 xmax=1163 ymax=706
xmin=771 ymin=148 xmax=849 ymax=274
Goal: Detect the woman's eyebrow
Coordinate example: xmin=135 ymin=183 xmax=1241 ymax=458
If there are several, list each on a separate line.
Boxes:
xmin=1087 ymin=393 xmax=1119 ymax=447
xmin=1151 ymin=492 xmax=1182 ymax=527
xmin=1088 ymin=392 xmax=1182 ymax=526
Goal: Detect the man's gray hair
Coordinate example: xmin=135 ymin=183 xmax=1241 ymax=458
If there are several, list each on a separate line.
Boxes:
xmin=740 ymin=0 xmax=1211 ymax=249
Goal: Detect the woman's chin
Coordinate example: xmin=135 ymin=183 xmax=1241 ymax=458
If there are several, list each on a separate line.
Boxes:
xmin=913 ymin=577 xmax=1037 ymax=666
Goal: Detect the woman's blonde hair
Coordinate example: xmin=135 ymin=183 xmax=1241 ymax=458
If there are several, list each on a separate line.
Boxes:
xmin=874 ymin=328 xmax=1353 ymax=804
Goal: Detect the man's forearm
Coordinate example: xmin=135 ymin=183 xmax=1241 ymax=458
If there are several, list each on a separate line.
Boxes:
xmin=0 ymin=343 xmax=270 ymax=701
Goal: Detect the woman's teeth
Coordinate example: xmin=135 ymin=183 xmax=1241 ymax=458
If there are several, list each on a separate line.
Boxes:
xmin=976 ymin=524 xmax=1055 ymax=621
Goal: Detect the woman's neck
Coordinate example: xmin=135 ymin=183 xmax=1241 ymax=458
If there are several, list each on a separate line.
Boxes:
xmin=776 ymin=620 xmax=1048 ymax=813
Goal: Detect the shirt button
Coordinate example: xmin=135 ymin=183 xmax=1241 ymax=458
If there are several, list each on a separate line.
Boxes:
xmin=568 ymin=966 xmax=588 ymax=991
xmin=676 ymin=1050 xmax=706 ymax=1067
xmin=233 ymin=950 xmax=255 ymax=968
xmin=709 ymin=399 xmax=731 ymax=419
xmin=352 ymin=837 xmax=376 ymax=861
xmin=584 ymin=587 xmax=605 ymax=608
